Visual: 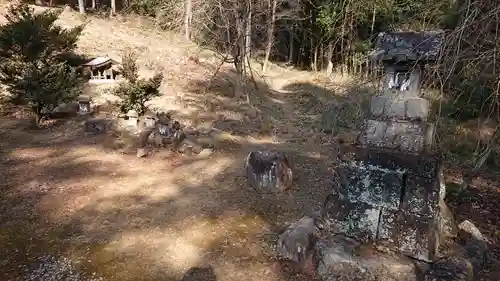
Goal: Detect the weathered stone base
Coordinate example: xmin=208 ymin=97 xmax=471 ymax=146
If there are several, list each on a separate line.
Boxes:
xmin=325 ymin=146 xmax=444 ymax=262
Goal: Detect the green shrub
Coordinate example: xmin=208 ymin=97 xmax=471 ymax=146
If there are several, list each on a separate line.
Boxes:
xmin=115 ymin=51 xmax=163 ymax=115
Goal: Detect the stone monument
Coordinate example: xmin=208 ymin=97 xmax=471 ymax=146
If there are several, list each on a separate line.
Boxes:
xmin=277 ymin=30 xmax=489 ymax=281
xmin=323 ymin=30 xmax=446 ymax=262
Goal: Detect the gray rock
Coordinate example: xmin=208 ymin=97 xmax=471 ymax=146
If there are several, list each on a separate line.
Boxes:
xmin=457 ymin=220 xmax=489 ymax=269
xmin=423 ymin=220 xmax=488 ymax=281
xmin=277 ymin=216 xmax=319 ymax=266
xmin=84 ymin=118 xmax=108 ymax=134
xmin=315 ymin=235 xmax=418 ymax=281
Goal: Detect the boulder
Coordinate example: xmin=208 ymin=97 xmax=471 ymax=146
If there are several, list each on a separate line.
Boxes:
xmin=84 ymin=118 xmax=109 ymax=134
xmin=245 ymin=150 xmax=293 ymax=193
xmin=315 ymin=235 xmax=419 ymax=281
xmin=277 ymin=215 xmax=321 ymax=267
xmin=457 ymin=220 xmax=489 ymax=269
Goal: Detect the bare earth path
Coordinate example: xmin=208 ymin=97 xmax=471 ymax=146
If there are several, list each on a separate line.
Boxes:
xmin=1 ymin=5 xmax=500 ymax=281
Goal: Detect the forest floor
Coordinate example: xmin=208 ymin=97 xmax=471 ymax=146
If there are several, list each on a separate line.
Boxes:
xmin=0 ymin=4 xmax=499 ymax=281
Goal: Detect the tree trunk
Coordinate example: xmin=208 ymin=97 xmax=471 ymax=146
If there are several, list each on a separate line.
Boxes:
xmin=78 ymin=0 xmax=85 ymax=14
xmin=92 ymin=0 xmax=96 ymax=10
xmin=32 ymin=106 xmax=43 ymax=126
xmin=288 ymin=24 xmax=294 ymax=64
xmin=326 ymin=42 xmax=334 ymax=76
xmin=262 ymin=0 xmax=277 ymax=74
xmin=184 ymin=0 xmax=193 ymax=40
xmin=110 ymin=0 xmax=116 ymax=15
xmin=244 ymin=0 xmax=252 ymax=67
xmin=371 ymin=5 xmax=376 ymax=35
xmin=233 ymin=10 xmax=244 ymax=99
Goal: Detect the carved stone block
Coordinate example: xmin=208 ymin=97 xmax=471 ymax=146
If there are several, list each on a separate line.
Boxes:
xmin=378 ymin=209 xmax=439 ymax=262
xmin=338 ymin=165 xmax=402 ymax=210
xmin=340 ymin=147 xmax=441 ymax=179
xmin=360 ymin=120 xmax=426 ymax=153
xmin=403 ymin=175 xmax=441 ymax=216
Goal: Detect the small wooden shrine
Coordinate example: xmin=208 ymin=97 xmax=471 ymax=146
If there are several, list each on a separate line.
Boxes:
xmin=82 ymin=56 xmax=120 ymax=81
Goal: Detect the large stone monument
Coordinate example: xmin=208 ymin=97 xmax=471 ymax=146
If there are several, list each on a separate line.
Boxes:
xmin=324 ymin=30 xmax=446 ymax=262
xmin=276 ymin=30 xmax=489 ymax=281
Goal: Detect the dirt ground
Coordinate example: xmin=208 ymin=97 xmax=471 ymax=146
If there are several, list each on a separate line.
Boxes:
xmin=0 ymin=4 xmax=499 ymax=281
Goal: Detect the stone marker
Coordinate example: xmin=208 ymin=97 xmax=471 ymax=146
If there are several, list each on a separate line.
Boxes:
xmin=245 ymin=150 xmax=293 ymax=193
xmin=126 ymin=109 xmax=139 ymax=128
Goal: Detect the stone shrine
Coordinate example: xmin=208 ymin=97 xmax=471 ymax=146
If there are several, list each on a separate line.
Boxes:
xmin=324 ymin=30 xmax=446 ymax=262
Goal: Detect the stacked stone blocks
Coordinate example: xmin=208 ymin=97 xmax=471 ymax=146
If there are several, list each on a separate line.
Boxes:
xmin=325 ymin=31 xmax=445 ymax=263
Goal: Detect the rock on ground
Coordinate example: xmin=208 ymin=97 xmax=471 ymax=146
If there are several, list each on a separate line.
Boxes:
xmin=277 ymin=215 xmax=320 ymax=268
xmin=314 ymin=235 xmax=418 ymax=281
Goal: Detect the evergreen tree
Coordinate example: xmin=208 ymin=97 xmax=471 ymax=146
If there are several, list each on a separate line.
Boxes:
xmin=0 ymin=3 xmax=84 ymax=124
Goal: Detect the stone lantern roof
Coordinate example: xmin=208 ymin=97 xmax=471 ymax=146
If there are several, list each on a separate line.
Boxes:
xmin=369 ymin=30 xmax=445 ymax=63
